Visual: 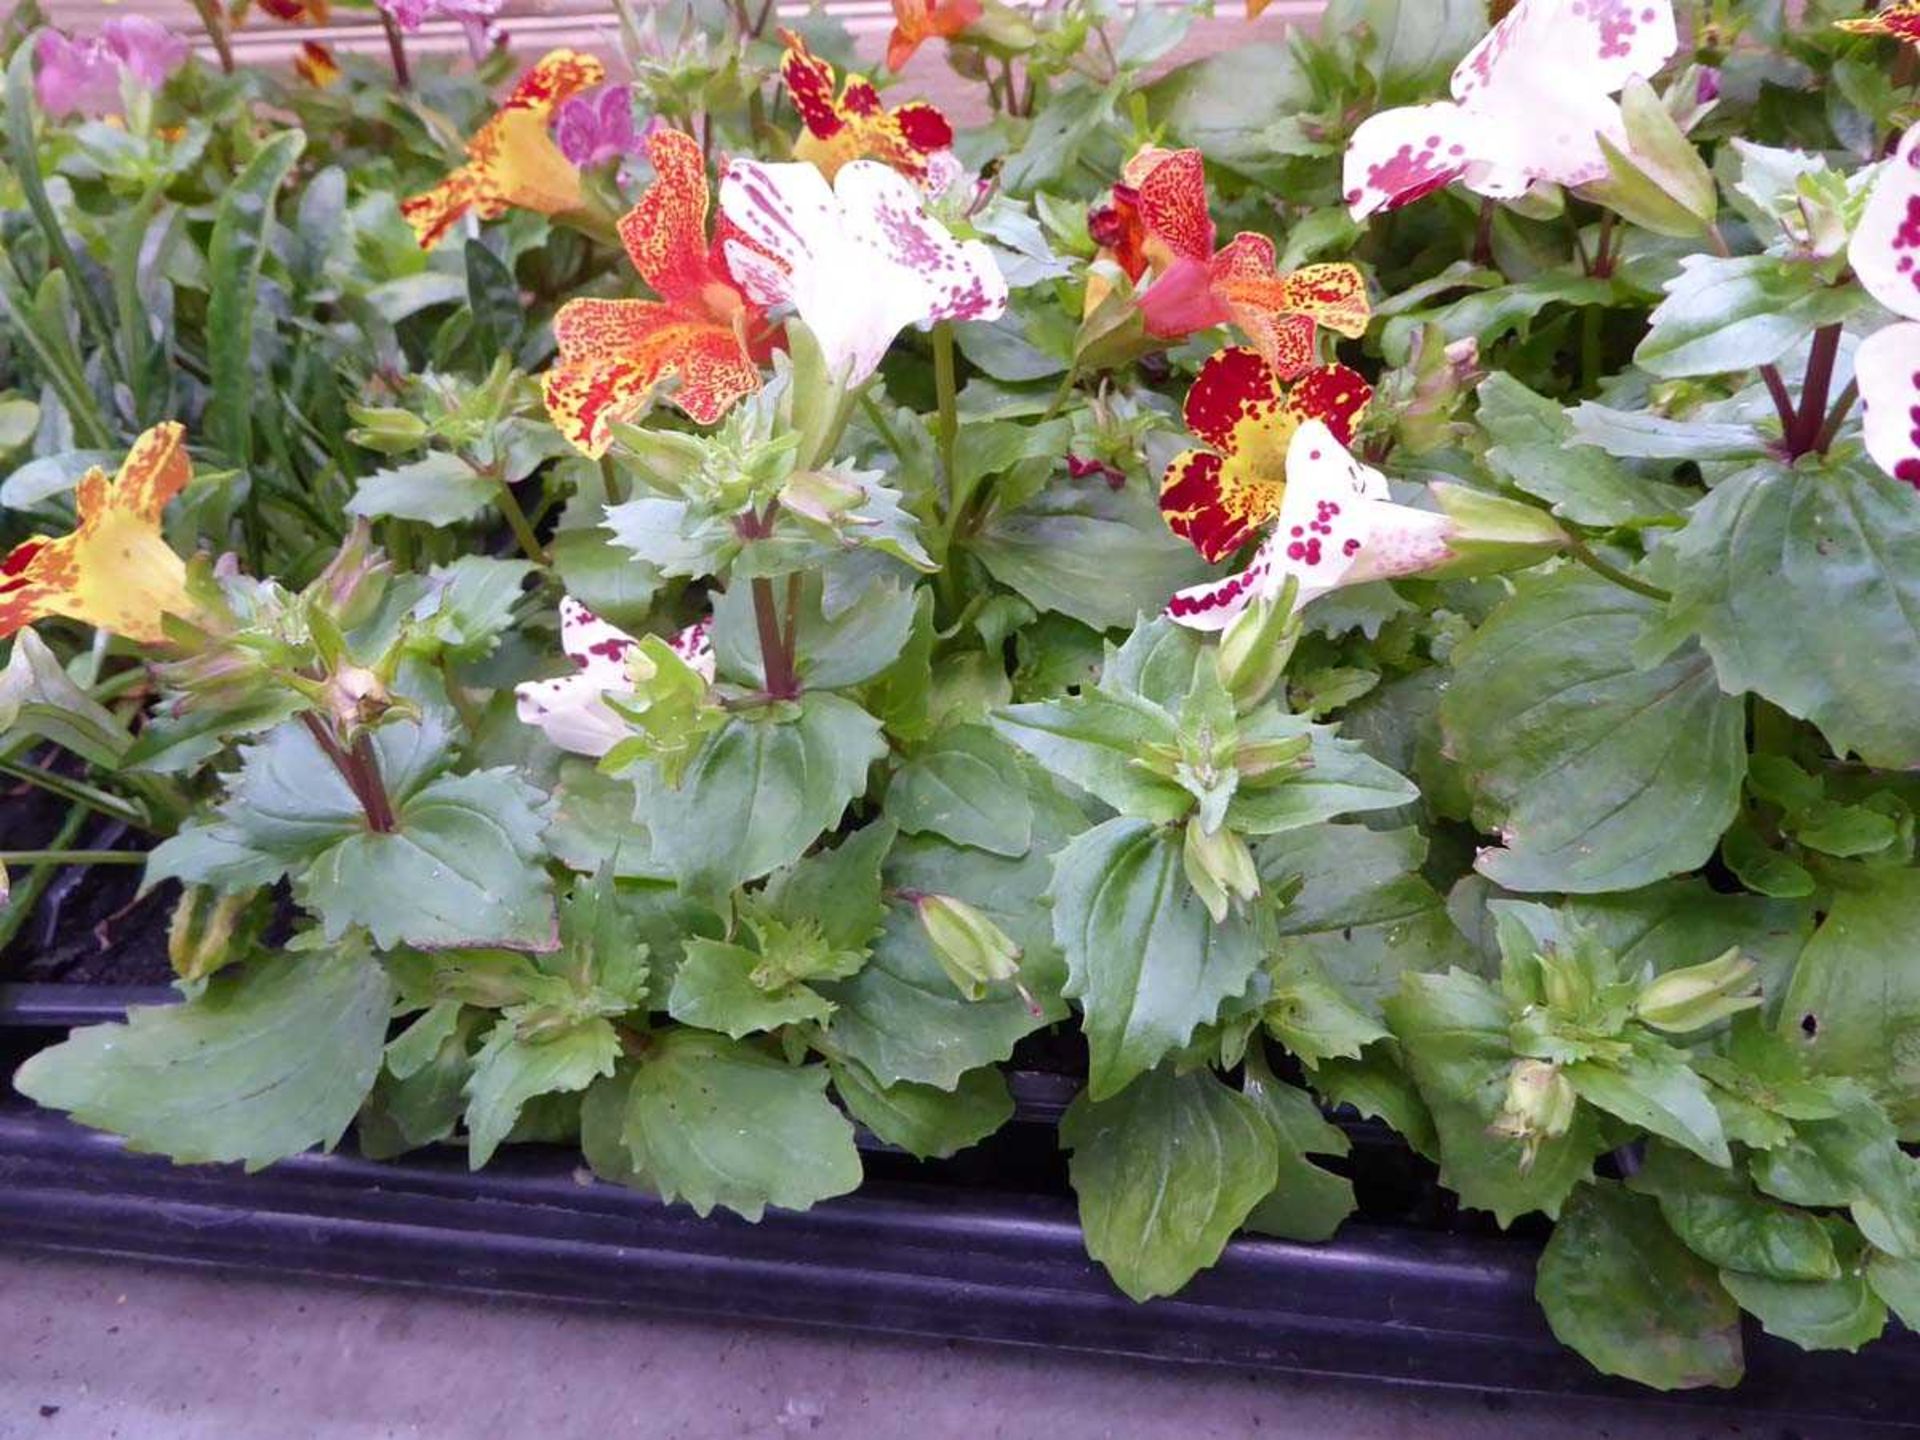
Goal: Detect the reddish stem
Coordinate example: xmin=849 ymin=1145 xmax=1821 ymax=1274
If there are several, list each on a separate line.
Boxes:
xmin=301 ymin=713 xmax=398 ymax=834
xmin=1787 ymin=323 xmax=1843 ymax=459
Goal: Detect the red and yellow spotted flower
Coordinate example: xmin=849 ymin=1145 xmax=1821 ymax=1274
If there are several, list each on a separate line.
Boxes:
xmin=779 ymin=30 xmax=954 ymax=185
xmin=1837 ymin=2 xmax=1920 ymax=42
xmin=401 ymin=49 xmax=605 ymax=250
xmin=0 ymin=422 xmax=197 ymax=647
xmin=886 ymin=0 xmax=982 ymax=71
xmin=543 ymin=129 xmax=774 ymax=456
xmin=1088 ymin=147 xmax=1370 ymax=377
xmin=253 ymin=0 xmax=330 ymax=23
xmin=1159 ymin=347 xmax=1372 ymax=564
xmin=293 ymin=41 xmax=341 ymax=87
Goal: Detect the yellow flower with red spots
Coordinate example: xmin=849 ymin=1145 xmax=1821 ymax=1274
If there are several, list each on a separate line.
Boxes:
xmin=1837 ymin=2 xmax=1920 ymax=41
xmin=779 ymin=30 xmax=954 ymax=186
xmin=0 ymin=422 xmax=198 ymax=647
xmin=253 ymin=0 xmax=330 ymax=24
xmin=1088 ymin=147 xmax=1370 ymax=377
xmin=1089 ymin=151 xmax=1362 ymax=362
xmin=401 ymin=49 xmax=605 ymax=250
xmin=886 ymin=0 xmax=983 ymax=71
xmin=1159 ymin=347 xmax=1372 ymax=564
xmin=294 ymin=41 xmax=341 ymax=87
xmin=542 ymin=129 xmax=775 ymax=456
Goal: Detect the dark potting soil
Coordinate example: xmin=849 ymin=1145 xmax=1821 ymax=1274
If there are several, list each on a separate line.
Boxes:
xmin=0 ymin=781 xmax=174 ymax=986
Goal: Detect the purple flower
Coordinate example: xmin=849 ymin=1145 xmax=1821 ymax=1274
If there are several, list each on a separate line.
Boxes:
xmin=1696 ymin=67 xmax=1722 ymax=105
xmin=554 ymin=85 xmax=646 ymax=170
xmin=34 ymin=17 xmax=188 ymax=119
xmin=375 ymin=0 xmax=506 ymax=60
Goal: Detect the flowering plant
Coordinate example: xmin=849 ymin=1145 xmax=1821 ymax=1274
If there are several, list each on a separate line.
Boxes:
xmin=9 ymin=0 xmax=1920 ymax=1393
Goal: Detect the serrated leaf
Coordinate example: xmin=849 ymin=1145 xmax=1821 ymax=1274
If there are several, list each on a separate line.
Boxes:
xmin=1667 ymin=460 xmax=1920 ymax=768
xmin=1063 ymin=1067 xmax=1279 ymax=1301
xmin=1635 ymin=254 xmax=1860 ymax=378
xmin=1719 ymin=1225 xmax=1886 ymax=1353
xmin=1749 ymin=1094 xmax=1920 ymax=1259
xmin=884 ymin=724 xmax=1035 ymax=857
xmin=1567 ymin=1046 xmax=1730 ymax=1167
xmin=0 ymin=627 xmax=132 ymax=768
xmin=667 ymin=938 xmax=837 ymax=1037
xmin=1242 ymin=1057 xmax=1356 ymax=1242
xmin=711 ymin=574 xmax=917 ymax=690
xmin=464 ymin=1014 xmax=619 ymax=1168
xmin=1535 ymin=1183 xmax=1744 ymax=1391
xmin=829 ymin=1058 xmax=1013 ymax=1160
xmin=1224 ymin=715 xmax=1419 ymax=835
xmin=619 ymin=1032 xmax=861 ymax=1219
xmin=1050 ymin=817 xmax=1264 ymax=1100
xmin=1629 ymin=1143 xmax=1838 ymax=1281
xmin=14 ymin=946 xmax=392 ymax=1170
xmin=347 ymin=454 xmax=498 ymax=526
xmin=1443 ymin=569 xmax=1744 ymax=894
xmin=1476 ymin=374 xmax=1691 ymax=527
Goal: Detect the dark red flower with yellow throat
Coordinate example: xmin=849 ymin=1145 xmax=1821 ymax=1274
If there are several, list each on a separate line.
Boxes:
xmin=542 ymin=129 xmax=774 ymax=456
xmin=1160 ymin=347 xmax=1372 ymax=564
xmin=779 ymin=30 xmax=954 ymax=186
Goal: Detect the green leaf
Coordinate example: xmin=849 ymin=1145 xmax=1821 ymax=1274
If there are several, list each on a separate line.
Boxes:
xmin=463 ymin=1014 xmax=619 ymax=1168
xmin=14 ymin=944 xmax=393 ymax=1170
xmin=1563 ymin=879 xmax=1814 ymax=1006
xmin=1867 ymin=1250 xmax=1920 ymax=1329
xmin=1311 ymin=1043 xmax=1438 ymax=1159
xmin=884 ymin=724 xmax=1036 ymax=857
xmin=711 ymin=574 xmax=917 ymax=690
xmin=1719 ymin=1226 xmax=1887 ymax=1352
xmin=1535 ymin=1182 xmax=1744 ymax=1391
xmin=1629 ymin=1143 xmax=1838 ymax=1281
xmin=1749 ymin=1092 xmax=1920 ymax=1259
xmin=1634 ymin=254 xmax=1861 ymax=379
xmin=1567 ymin=402 xmax=1769 ymax=462
xmin=1050 ymin=817 xmax=1264 ymax=1100
xmin=300 ymin=769 xmax=557 ymax=952
xmin=630 ymin=694 xmax=886 ymax=898
xmin=1242 ymin=1057 xmax=1356 ymax=1242
xmin=1264 ymin=951 xmax=1388 ymax=1066
xmin=1062 ymin=1067 xmax=1279 ymax=1301
xmin=760 ymin=820 xmax=893 ymax=953
xmin=619 ymin=1032 xmax=861 ymax=1220
xmin=973 ymin=485 xmax=1210 ymax=632
xmin=0 ymin=627 xmax=132 ymax=768
xmin=1442 ymin=569 xmax=1745 ymax=893
xmin=357 ymin=1005 xmax=477 ymax=1160
xmin=1476 ymin=375 xmax=1691 ymax=527
xmin=410 ymin=557 xmax=536 ymax=661
xmin=347 ymin=454 xmax=498 ymax=526
xmin=1782 ymin=870 xmax=1920 ymax=1136
xmin=1666 ymin=460 xmax=1920 ymax=768
xmin=828 ymin=1058 xmax=1013 ymax=1160
xmin=1322 ymin=0 xmax=1481 ymax=101
xmin=206 ymin=129 xmax=305 ymax=464
xmin=1385 ymin=969 xmax=1606 ymax=1225
xmin=666 ymin=939 xmax=837 ymax=1037
xmin=1566 ymin=1043 xmax=1730 ymax=1167
xmin=1223 ymin=716 xmax=1419 ymax=835
xmin=463 ymin=240 xmax=520 ymax=359
xmin=992 ymin=690 xmax=1188 ymax=823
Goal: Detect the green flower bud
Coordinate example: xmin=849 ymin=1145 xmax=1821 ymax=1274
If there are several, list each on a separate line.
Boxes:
xmin=1215 ymin=583 xmax=1301 ymax=713
xmin=168 ymin=886 xmax=255 ymax=984
xmin=1579 ymin=78 xmax=1716 ymax=239
xmin=1489 ymin=1058 xmax=1577 ymax=1172
xmin=780 ymin=468 xmax=871 ymax=527
xmin=1182 ymin=820 xmax=1259 ymax=925
xmin=1633 ymin=947 xmax=1761 ymax=1033
xmin=916 ymin=894 xmax=1024 ymax=1002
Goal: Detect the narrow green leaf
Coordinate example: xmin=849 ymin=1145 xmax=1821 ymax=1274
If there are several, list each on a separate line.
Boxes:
xmin=205 ymin=129 xmax=306 ymax=463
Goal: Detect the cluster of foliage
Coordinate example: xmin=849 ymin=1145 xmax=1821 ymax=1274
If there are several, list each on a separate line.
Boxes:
xmin=7 ymin=0 xmax=1920 ymax=1390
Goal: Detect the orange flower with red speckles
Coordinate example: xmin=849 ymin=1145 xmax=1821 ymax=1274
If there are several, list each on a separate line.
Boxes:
xmin=542 ymin=129 xmax=775 ymax=456
xmin=294 ymin=41 xmax=340 ymax=87
xmin=779 ymin=30 xmax=954 ymax=185
xmin=401 ymin=50 xmax=604 ymax=249
xmin=1838 ymin=2 xmax=1920 ymax=41
xmin=1160 ymin=347 xmax=1371 ymax=564
xmin=1089 ymin=147 xmax=1370 ymax=377
xmin=253 ymin=0 xmax=330 ymax=24
xmin=886 ymin=0 xmax=983 ymax=71
xmin=0 ymin=422 xmax=198 ymax=647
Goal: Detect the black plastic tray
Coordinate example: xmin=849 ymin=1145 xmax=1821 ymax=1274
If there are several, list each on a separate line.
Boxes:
xmin=2 ymin=983 xmax=1917 ymax=1427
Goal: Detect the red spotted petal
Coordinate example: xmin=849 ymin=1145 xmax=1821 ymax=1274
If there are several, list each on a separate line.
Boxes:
xmin=1131 ymin=148 xmax=1213 ymax=266
xmin=503 ymin=50 xmax=604 ymax=118
xmin=781 ymin=30 xmax=846 ymax=140
xmin=1160 ymin=448 xmax=1272 ymax=563
xmin=1839 ymin=1 xmax=1920 ymax=41
xmin=1181 ymin=346 xmax=1283 ymax=452
xmin=1138 ymin=255 xmax=1229 ymax=341
xmin=620 ymin=129 xmax=728 ymax=306
xmin=1282 ymin=364 xmax=1372 ymax=448
xmin=545 ymin=299 xmax=760 ymax=453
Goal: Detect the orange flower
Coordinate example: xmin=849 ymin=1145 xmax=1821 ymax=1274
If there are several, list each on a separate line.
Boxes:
xmin=886 ymin=0 xmax=983 ymax=71
xmin=779 ymin=30 xmax=954 ymax=185
xmin=0 ymin=423 xmax=197 ymax=646
xmin=1159 ymin=348 xmax=1371 ymax=564
xmin=401 ymin=49 xmax=605 ymax=250
xmin=1245 ymin=0 xmax=1273 ymax=15
xmin=1089 ymin=146 xmax=1370 ymax=378
xmin=294 ymin=41 xmax=340 ymax=87
xmin=542 ymin=129 xmax=773 ymax=456
xmin=1837 ymin=2 xmax=1920 ymax=41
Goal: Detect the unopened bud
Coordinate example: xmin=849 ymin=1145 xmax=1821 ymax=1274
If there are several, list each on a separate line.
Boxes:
xmin=1489 ymin=1059 xmax=1576 ymax=1171
xmin=168 ymin=886 xmax=253 ymax=983
xmin=1580 ymin=77 xmax=1716 ymax=238
xmin=345 ymin=404 xmax=430 ymax=454
xmin=1182 ymin=821 xmax=1259 ymax=924
xmin=1633 ymin=947 xmax=1761 ymax=1033
xmin=1215 ymin=584 xmax=1301 ymax=712
xmin=1232 ymin=733 xmax=1313 ymax=784
xmin=780 ymin=468 xmax=871 ymax=527
xmin=1424 ymin=483 xmax=1567 ymax=578
xmin=323 ymin=662 xmax=391 ymax=734
xmin=916 ymin=894 xmax=1025 ymax=1003
xmin=312 ymin=520 xmax=392 ymax=630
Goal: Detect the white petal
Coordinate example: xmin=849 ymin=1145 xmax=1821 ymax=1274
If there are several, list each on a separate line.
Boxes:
xmin=1165 ymin=534 xmax=1280 ymax=632
xmin=1453 ymin=0 xmax=1676 ymax=104
xmin=670 ymin=614 xmax=716 ymax=681
xmin=1273 ymin=422 xmax=1454 ymax=604
xmin=1856 ymin=321 xmax=1920 ymax=487
xmin=1851 ymin=127 xmax=1920 ymax=323
xmin=835 ymin=160 xmax=1009 ymax=327
xmin=559 ymin=594 xmax=639 ymax=684
xmin=1343 ymin=103 xmax=1477 ymax=220
xmin=514 ymin=673 xmax=628 ymax=758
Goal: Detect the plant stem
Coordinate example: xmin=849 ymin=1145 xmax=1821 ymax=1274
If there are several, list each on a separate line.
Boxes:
xmin=932 ymin=320 xmax=959 ymax=501
xmin=492 ymin=475 xmax=550 ymax=565
xmin=1759 ymin=365 xmax=1797 ymax=439
xmin=301 ymin=714 xmax=397 ymax=834
xmin=0 ymin=848 xmax=145 ymax=865
xmin=1040 ymin=363 xmax=1081 ymax=422
xmin=1580 ymin=306 xmax=1602 ymax=393
xmin=1787 ymin=322 xmax=1842 ymax=458
xmin=1566 ymin=536 xmax=1671 ymax=603
xmin=186 ymin=0 xmax=235 ymax=74
xmin=380 ymin=11 xmax=413 ymax=89
xmin=598 ymin=454 xmax=629 ymax=507
xmin=0 ymin=759 xmax=148 ymax=829
xmin=0 ymin=806 xmax=88 ymax=951
xmin=1811 ymin=379 xmax=1860 ymax=457
xmin=1592 ymin=212 xmax=1617 ymax=278
xmin=1472 ymin=197 xmax=1496 ymax=267
xmin=751 ymin=576 xmax=799 ymax=699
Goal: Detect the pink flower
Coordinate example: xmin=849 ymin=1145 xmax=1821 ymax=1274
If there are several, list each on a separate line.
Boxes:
xmin=36 ymin=18 xmax=187 ymax=119
xmin=554 ymin=85 xmax=647 ymax=170
xmin=375 ymin=0 xmax=505 ymax=60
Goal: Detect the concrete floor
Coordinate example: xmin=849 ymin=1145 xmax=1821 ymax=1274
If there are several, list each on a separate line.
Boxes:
xmin=0 ymin=1248 xmax=1888 ymax=1440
